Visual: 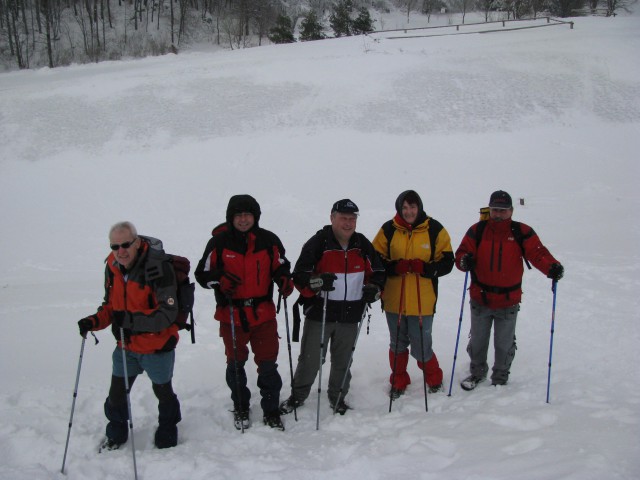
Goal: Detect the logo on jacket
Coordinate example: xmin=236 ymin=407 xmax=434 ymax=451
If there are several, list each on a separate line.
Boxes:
xmin=167 ymin=297 xmax=175 ymax=306
xmin=420 ymin=243 xmax=431 ymax=250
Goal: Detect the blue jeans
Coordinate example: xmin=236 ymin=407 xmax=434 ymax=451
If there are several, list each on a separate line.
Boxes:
xmin=385 ymin=312 xmax=435 ymax=362
xmin=112 ymin=347 xmax=175 ymax=384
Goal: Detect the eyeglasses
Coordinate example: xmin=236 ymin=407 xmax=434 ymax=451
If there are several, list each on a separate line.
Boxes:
xmin=110 ymin=238 xmax=137 ymax=251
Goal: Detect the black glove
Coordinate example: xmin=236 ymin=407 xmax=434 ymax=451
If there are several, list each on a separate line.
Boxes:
xmin=78 ymin=317 xmax=94 ymax=338
xmin=112 ymin=311 xmax=132 ymax=329
xmin=309 ymin=273 xmax=338 ymax=292
xmin=460 ymin=253 xmax=475 ymax=272
xmin=547 ymin=263 xmax=564 ymax=281
xmin=362 ymin=284 xmax=381 ymax=303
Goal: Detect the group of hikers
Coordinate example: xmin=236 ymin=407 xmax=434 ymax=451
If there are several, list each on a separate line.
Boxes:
xmin=77 ymin=189 xmax=564 ymax=450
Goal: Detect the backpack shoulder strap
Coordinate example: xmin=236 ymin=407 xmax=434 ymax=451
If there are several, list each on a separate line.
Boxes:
xmin=381 ymin=220 xmax=396 ymax=259
xmin=427 ymin=217 xmax=444 ymax=263
xmin=474 ymin=220 xmax=488 ymax=250
xmin=510 ymin=221 xmax=532 ymax=270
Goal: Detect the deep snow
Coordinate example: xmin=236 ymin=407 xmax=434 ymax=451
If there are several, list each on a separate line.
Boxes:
xmin=0 ymin=13 xmax=639 ymax=480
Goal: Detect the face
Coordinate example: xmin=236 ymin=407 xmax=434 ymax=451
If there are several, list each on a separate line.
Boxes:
xmin=489 ymin=207 xmax=513 ymax=222
xmin=331 ymin=212 xmax=358 ymax=244
xmin=233 ymin=212 xmax=255 ymax=232
xmin=109 ymin=228 xmax=140 ymax=270
xmin=401 ymin=201 xmax=419 ymax=224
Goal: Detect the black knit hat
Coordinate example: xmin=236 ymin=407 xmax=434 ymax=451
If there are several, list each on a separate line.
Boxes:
xmin=226 ymin=194 xmax=261 ymax=224
xmin=331 ymin=199 xmax=359 ymax=215
xmin=395 ymin=190 xmax=424 ymax=216
xmin=489 ymin=190 xmax=513 ymax=209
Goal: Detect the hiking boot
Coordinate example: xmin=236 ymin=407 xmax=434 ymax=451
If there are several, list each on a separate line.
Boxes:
xmin=233 ymin=409 xmax=251 ymax=431
xmin=330 ymin=399 xmax=351 ymax=415
xmin=428 ymin=383 xmax=443 ymax=394
xmin=389 ymin=387 xmax=405 ymax=400
xmin=491 ymin=379 xmax=508 ymax=386
xmin=279 ymin=396 xmax=304 ymax=415
xmin=98 ymin=437 xmax=122 ymax=453
xmin=263 ymin=411 xmax=285 ymax=431
xmin=460 ymin=375 xmax=486 ymax=391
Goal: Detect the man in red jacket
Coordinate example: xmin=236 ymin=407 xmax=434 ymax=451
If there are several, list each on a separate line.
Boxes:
xmin=195 ymin=195 xmax=293 ymax=431
xmin=455 ymin=191 xmax=564 ymax=390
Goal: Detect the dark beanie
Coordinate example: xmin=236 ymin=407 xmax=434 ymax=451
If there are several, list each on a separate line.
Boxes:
xmin=226 ymin=194 xmax=261 ymax=225
xmin=395 ymin=190 xmax=424 ymax=216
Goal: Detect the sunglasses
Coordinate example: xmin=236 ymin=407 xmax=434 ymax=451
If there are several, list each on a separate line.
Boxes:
xmin=110 ymin=238 xmax=138 ymax=251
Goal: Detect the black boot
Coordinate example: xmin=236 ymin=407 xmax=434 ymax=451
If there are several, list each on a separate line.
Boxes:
xmin=104 ymin=397 xmax=129 ymax=446
xmin=153 ymin=382 xmax=182 ymax=449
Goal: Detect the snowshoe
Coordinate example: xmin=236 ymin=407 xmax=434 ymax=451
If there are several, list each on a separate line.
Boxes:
xmin=263 ymin=412 xmax=285 ymax=431
xmin=232 ymin=409 xmax=251 ymax=431
xmin=389 ymin=387 xmax=405 ymax=400
xmin=460 ymin=375 xmax=486 ymax=391
xmin=98 ymin=437 xmax=122 ymax=453
xmin=330 ymin=399 xmax=351 ymax=415
xmin=279 ymin=396 xmax=304 ymax=415
xmin=428 ymin=383 xmax=443 ymax=394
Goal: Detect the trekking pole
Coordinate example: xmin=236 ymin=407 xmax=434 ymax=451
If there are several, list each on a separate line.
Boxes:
xmin=281 ymin=294 xmax=298 ymax=421
xmin=334 ymin=304 xmax=369 ymax=414
xmin=415 ymin=274 xmax=428 ymax=413
xmin=546 ymin=281 xmax=558 ymax=404
xmin=120 ymin=328 xmax=138 ymax=480
xmin=61 ymin=336 xmax=86 ymax=474
xmin=229 ymin=303 xmax=245 ymax=433
xmin=448 ymin=271 xmax=469 ymax=397
xmin=389 ymin=274 xmax=406 ymax=413
xmin=316 ymin=291 xmax=329 ymax=430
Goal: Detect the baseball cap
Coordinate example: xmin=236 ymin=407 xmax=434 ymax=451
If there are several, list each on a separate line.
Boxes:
xmin=331 ymin=199 xmax=359 ymax=215
xmin=488 ymin=190 xmax=513 ymax=209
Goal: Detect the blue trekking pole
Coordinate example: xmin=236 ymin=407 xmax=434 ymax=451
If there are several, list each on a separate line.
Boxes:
xmin=447 ymin=271 xmax=469 ymax=397
xmin=546 ymin=281 xmax=558 ymax=404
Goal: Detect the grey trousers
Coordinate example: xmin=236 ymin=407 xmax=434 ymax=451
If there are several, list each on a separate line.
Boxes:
xmin=466 ymin=300 xmax=519 ymax=384
xmin=291 ymin=320 xmax=359 ymax=404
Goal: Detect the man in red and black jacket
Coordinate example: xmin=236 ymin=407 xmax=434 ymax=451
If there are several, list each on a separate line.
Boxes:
xmin=279 ymin=199 xmax=386 ymax=416
xmin=455 ymin=190 xmax=564 ymax=391
xmin=77 ymin=221 xmax=182 ymax=451
xmin=195 ymin=194 xmax=293 ymax=431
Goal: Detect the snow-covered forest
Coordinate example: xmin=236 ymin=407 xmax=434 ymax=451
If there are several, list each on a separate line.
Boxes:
xmin=0 ymin=0 xmax=635 ymax=70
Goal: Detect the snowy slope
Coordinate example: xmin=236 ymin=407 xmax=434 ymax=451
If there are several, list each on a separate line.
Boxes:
xmin=0 ymin=14 xmax=639 ymax=480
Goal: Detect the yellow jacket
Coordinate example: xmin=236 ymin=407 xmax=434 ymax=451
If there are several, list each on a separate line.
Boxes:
xmin=372 ymin=214 xmax=454 ymax=316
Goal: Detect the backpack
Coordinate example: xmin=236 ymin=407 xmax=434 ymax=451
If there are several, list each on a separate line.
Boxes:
xmin=142 ymin=236 xmax=196 ymax=344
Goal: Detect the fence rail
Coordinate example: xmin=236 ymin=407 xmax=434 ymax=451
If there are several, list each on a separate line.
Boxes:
xmin=370 ymin=16 xmax=574 ymax=40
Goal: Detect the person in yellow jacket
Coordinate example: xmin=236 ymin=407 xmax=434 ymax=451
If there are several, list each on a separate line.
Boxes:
xmin=372 ymin=190 xmax=454 ymax=398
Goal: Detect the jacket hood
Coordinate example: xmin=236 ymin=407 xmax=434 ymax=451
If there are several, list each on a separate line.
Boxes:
xmin=226 ymin=194 xmax=261 ymax=226
xmin=395 ymin=190 xmax=427 ymax=227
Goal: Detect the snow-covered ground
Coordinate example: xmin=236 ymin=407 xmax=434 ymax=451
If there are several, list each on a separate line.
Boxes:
xmin=0 ymin=13 xmax=639 ymax=480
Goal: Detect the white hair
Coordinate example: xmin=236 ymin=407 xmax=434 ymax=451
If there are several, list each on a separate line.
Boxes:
xmin=109 ymin=221 xmax=138 ymax=240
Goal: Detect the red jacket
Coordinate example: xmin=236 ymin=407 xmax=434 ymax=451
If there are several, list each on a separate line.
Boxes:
xmin=455 ymin=219 xmax=559 ymax=309
xmin=195 ymin=226 xmax=290 ymax=329
xmin=89 ymin=241 xmax=180 ymax=354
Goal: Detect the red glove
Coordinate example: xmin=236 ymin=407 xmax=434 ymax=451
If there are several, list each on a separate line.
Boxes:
xmin=394 ymin=260 xmax=412 ymax=275
xmin=219 ymin=272 xmax=242 ymax=298
xmin=277 ymin=275 xmax=294 ymax=298
xmin=410 ymin=259 xmax=425 ymax=275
